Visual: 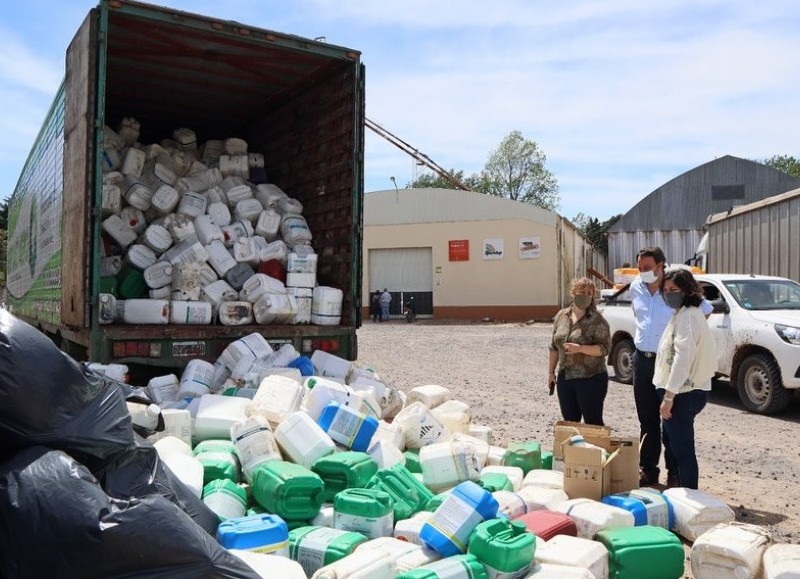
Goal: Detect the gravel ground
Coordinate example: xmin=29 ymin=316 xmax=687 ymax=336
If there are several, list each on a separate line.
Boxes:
xmin=356 ymin=320 xmax=800 ymax=572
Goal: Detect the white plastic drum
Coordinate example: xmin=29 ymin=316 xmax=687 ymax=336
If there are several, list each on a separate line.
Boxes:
xmin=120 ymin=299 xmax=170 ymax=324
xmin=311 ymin=286 xmax=343 ymax=325
xmin=255 ymin=209 xmax=281 ymax=240
xmin=170 ymin=300 xmax=212 ymax=325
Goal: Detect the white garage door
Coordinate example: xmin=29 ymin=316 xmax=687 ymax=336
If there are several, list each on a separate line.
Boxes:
xmin=369 ymin=247 xmax=432 ymax=291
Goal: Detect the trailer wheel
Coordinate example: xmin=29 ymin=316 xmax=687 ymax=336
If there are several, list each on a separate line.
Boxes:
xmin=610 ymin=338 xmax=635 ymax=384
xmin=737 ymin=353 xmax=791 ymax=414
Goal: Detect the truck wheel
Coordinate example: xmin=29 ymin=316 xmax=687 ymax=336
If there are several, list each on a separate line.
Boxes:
xmin=737 ymin=353 xmax=791 ymax=414
xmin=610 ymin=338 xmax=634 ymax=384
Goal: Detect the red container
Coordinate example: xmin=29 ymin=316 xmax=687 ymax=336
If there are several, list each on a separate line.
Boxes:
xmin=514 ymin=510 xmax=577 ymax=541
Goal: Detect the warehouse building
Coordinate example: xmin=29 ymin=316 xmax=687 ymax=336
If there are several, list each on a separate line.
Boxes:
xmin=607 ymin=155 xmax=800 ymax=269
xmin=362 ymin=188 xmax=604 ymax=321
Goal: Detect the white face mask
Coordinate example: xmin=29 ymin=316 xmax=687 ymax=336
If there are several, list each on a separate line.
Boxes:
xmin=640 ymin=269 xmax=658 ymax=284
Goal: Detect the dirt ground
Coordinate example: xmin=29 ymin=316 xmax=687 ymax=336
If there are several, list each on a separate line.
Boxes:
xmin=357 ymin=320 xmax=800 ymax=568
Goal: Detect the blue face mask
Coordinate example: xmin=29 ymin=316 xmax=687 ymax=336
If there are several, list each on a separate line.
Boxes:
xmin=664 ymin=292 xmax=684 ymax=310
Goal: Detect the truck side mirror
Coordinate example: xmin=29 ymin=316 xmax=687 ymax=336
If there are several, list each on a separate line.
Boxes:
xmin=711 ymin=299 xmax=730 ymax=315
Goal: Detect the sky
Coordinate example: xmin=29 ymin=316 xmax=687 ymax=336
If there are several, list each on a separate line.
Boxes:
xmin=2 ymin=1 xmax=799 ymax=222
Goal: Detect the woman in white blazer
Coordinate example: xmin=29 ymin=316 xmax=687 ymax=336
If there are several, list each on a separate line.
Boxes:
xmin=653 ymin=268 xmax=717 ymax=489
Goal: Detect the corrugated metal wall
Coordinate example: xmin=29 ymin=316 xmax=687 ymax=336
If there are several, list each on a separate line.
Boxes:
xmin=707 ymin=193 xmax=800 ymax=282
xmin=607 ymin=156 xmax=800 ymax=270
xmin=608 ymin=229 xmax=705 ymax=269
xmin=557 ymin=217 xmax=608 ymax=306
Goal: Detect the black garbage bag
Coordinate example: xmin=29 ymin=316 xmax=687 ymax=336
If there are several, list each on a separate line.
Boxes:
xmin=0 ymin=310 xmax=134 ymax=468
xmin=0 ymin=447 xmax=260 ymax=579
xmin=95 ymin=436 xmax=220 ymax=535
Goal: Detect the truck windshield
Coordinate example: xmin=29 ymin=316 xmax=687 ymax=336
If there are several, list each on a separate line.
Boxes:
xmin=723 ymin=280 xmax=800 ymax=310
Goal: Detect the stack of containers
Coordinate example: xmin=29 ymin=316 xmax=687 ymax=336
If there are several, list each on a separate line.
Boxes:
xmin=98 ymin=120 xmax=343 ymax=328
xmin=130 ymin=344 xmax=773 ymax=579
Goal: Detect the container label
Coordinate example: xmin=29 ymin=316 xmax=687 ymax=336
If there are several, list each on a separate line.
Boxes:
xmin=233 ymin=423 xmax=281 ymax=479
xmin=482 ymin=562 xmax=531 ymax=579
xmin=328 ymin=407 xmax=365 ymax=448
xmin=427 ymin=494 xmax=484 ymax=553
xmin=294 ymin=526 xmax=347 ymax=576
xmin=252 ymin=540 xmax=289 ymax=557
xmin=629 ymin=489 xmax=670 ymax=528
xmin=334 ymin=511 xmax=393 ymax=539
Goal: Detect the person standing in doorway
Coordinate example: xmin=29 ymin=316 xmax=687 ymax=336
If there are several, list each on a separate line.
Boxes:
xmin=631 ymin=247 xmax=712 ymax=487
xmin=379 ymin=288 xmax=392 ymax=322
xmin=371 ymin=290 xmax=381 ymax=322
xmin=547 ymin=277 xmax=611 ymax=426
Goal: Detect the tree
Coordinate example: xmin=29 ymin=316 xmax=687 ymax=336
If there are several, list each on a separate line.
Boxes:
xmin=0 ymin=198 xmax=7 ymax=231
xmin=481 ymin=131 xmax=559 ymax=210
xmin=572 ymin=212 xmax=623 ymax=254
xmin=762 ymin=155 xmax=800 ymax=178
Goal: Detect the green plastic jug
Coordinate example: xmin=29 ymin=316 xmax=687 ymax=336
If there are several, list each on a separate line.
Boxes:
xmin=98 ymin=277 xmax=118 ymax=296
xmin=312 ymin=451 xmax=379 ymax=502
xmin=404 ymin=449 xmax=422 ymax=473
xmin=395 ymin=554 xmax=489 ymax=579
xmin=425 ymin=490 xmax=451 ymax=512
xmin=595 ymin=525 xmax=684 ymax=579
xmin=364 ymin=463 xmax=434 ymax=520
xmin=333 ymin=488 xmax=395 ymax=539
xmin=479 ymin=472 xmax=513 ymax=492
xmin=251 ymin=460 xmax=324 ymax=521
xmin=192 ymin=439 xmax=240 ymax=486
xmin=116 ymin=266 xmax=147 ymax=298
xmin=502 ymin=441 xmax=542 ymax=475
xmin=289 ymin=525 xmax=368 ymax=577
xmin=468 ymin=518 xmax=536 ymax=577
xmin=541 ymin=450 xmax=553 ymax=470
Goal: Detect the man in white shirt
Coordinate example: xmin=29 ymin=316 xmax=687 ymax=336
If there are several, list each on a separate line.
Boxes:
xmin=631 ymin=247 xmax=712 ymax=487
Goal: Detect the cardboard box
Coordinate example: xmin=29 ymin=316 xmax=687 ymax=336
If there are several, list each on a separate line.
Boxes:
xmin=554 ymin=421 xmax=640 ymax=498
xmin=563 ymin=444 xmax=616 ymax=501
xmin=553 ymin=421 xmax=611 ymax=460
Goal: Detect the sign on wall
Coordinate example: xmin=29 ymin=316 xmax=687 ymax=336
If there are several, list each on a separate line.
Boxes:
xmin=448 ymin=239 xmax=469 ymax=261
xmin=483 ymin=238 xmax=504 ymax=260
xmin=519 ymin=236 xmax=541 ymax=259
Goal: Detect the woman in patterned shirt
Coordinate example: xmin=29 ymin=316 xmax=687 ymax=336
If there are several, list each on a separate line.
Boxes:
xmin=547 ymin=277 xmax=611 ymax=426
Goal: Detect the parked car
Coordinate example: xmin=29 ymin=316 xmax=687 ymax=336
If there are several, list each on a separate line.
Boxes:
xmin=598 ymin=273 xmax=800 ymax=414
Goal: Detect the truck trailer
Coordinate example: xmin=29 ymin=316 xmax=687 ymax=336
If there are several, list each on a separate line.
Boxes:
xmin=6 ymin=0 xmax=364 ymax=376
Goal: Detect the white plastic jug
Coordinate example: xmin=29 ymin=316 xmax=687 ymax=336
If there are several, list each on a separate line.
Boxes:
xmin=232 ymin=236 xmax=261 ymax=266
xmin=142 ymin=224 xmax=173 ymax=255
xmin=240 ymin=273 xmax=286 ymax=303
xmin=310 ymin=350 xmax=354 ymax=381
xmin=122 ymin=174 xmax=152 ymax=210
xmin=258 ymin=239 xmax=288 ymax=264
xmin=201 ymin=279 xmax=239 ymax=314
xmin=229 ymin=549 xmax=306 ymax=579
xmin=274 ymin=411 xmax=336 ymax=468
xmin=149 ymin=286 xmax=172 ymax=299
xmin=281 ymin=214 xmax=313 ymax=246
xmin=354 ymin=537 xmax=439 ymax=574
xmin=393 ymin=511 xmax=433 ymax=546
xmin=207 ymin=201 xmax=232 ymax=227
xmin=763 ymin=543 xmax=800 ymax=579
xmin=406 ymin=385 xmax=451 ymax=410
xmin=120 ymin=299 xmax=170 ymax=324
xmin=101 ymin=184 xmax=122 ymax=216
xmin=161 ymin=452 xmax=204 ymax=498
xmin=150 ymin=184 xmax=180 ymax=215
xmin=218 ymin=301 xmax=254 ymax=326
xmin=178 ymin=359 xmax=215 ymax=398
xmin=277 ymin=196 xmax=304 ymax=216
xmin=367 ymin=440 xmax=406 ymax=470
xmin=126 ymin=244 xmax=157 ymax=271
xmin=255 ymin=209 xmax=281 ymax=240
xmin=534 ymin=535 xmax=609 ymax=579
xmin=372 ymin=420 xmax=405 ymax=450
xmin=207 ymin=239 xmax=237 ymax=277
xmin=248 ymin=374 xmax=305 ymax=426
xmin=393 ymin=401 xmax=449 ymax=449
xmin=287 ymin=286 xmax=313 ymax=324
xmin=254 ymin=183 xmax=288 ymax=209
xmin=312 ymin=548 xmax=395 ymax=579
xmin=193 ymin=394 xmax=251 ymax=442
xmin=287 ymin=245 xmax=318 ymax=273
xmin=431 ymin=400 xmax=471 ymax=436
xmin=253 ymin=293 xmax=297 ymax=324
xmin=691 ymin=522 xmax=772 ymax=579
xmin=121 ymin=147 xmax=146 ymax=177
xmin=170 ymin=300 xmax=212 ymax=325
xmin=194 ymin=214 xmax=224 ymax=245
xmin=481 ymin=465 xmax=524 ymax=492
xmin=231 ymin=415 xmax=282 ymax=483
xmin=221 ymin=219 xmax=254 ymax=248
xmin=152 ymin=409 xmax=192 ymax=447
xmin=167 ymin=213 xmax=196 ymax=242
xmin=554 ymin=498 xmax=635 ymax=539
xmin=663 ymin=487 xmax=736 ymax=541
xmin=522 ymin=469 xmax=565 ymax=490
xmin=143 ymin=261 xmax=173 ymax=289
xmin=420 ymin=441 xmax=482 ymax=491
xmin=468 ymin=424 xmax=493 ymax=445
xmin=147 ymin=374 xmax=180 ymax=405
xmin=120 ymin=206 xmax=147 ymax=233
xmin=235 ymin=198 xmax=264 ymax=223
xmin=102 ymin=214 xmax=137 ymax=248
xmin=286 ymin=272 xmax=316 ymax=289
xmin=311 ymin=286 xmax=343 ymax=325
xmin=177 ymin=190 xmax=207 ymax=218
xmin=162 ymin=238 xmax=208 ymax=266
xmin=172 ymin=262 xmax=204 ymax=301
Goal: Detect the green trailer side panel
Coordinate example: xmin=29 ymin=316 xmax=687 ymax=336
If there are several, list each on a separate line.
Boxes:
xmin=6 ymin=86 xmax=65 ymax=325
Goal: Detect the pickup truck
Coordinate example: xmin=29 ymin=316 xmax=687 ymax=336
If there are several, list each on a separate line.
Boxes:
xmin=598 ymin=273 xmax=800 ymax=414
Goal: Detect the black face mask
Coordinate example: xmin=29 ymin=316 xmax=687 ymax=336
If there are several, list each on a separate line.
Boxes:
xmin=664 ymin=292 xmax=684 ymax=310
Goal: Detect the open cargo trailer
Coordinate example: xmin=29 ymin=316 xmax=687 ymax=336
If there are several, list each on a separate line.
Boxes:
xmin=6 ymin=0 xmax=364 ymax=378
